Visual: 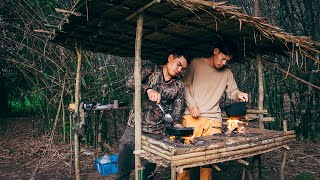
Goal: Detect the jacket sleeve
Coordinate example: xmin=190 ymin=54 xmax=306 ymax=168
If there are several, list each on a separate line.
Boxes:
xmin=171 ymin=82 xmax=186 ymax=124
xmin=126 ymin=64 xmax=154 ymax=93
xmin=226 ymin=69 xmax=242 ymax=101
xmin=183 ymin=60 xmax=197 ymax=108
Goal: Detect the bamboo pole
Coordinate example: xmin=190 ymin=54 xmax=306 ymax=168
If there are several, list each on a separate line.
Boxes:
xmin=280 ymin=148 xmax=288 ymax=180
xmin=62 ymin=100 xmax=66 ymax=143
xmin=246 ymin=109 xmax=268 ymax=114
xmin=254 ymin=0 xmax=264 ymax=129
xmin=74 ymin=46 xmax=82 ymax=180
xmin=142 ymin=136 xmax=171 ymax=151
xmin=256 ymin=54 xmax=265 ymax=129
xmin=126 ymin=0 xmax=160 ymax=21
xmin=141 ymin=141 xmax=172 ymax=156
xmin=69 ymin=111 xmax=73 ymax=176
xmin=141 ymin=145 xmax=171 ymax=160
xmin=172 ymin=139 xmax=294 ymax=166
xmin=134 ymin=15 xmax=143 ymax=180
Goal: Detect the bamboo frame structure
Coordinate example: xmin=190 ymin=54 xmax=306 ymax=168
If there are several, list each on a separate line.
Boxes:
xmin=138 ymin=128 xmax=295 ymax=180
xmin=134 ymin=15 xmax=144 ymax=180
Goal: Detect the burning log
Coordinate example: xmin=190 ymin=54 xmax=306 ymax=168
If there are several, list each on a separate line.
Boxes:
xmin=226 ymin=116 xmax=248 ymax=135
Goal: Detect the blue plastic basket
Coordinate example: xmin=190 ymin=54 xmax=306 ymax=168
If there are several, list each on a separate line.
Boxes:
xmin=94 ymin=154 xmax=118 ymax=176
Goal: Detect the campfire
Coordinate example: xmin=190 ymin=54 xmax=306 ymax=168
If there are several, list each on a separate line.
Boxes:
xmin=168 ymin=134 xmax=195 ymax=145
xmin=226 ymin=116 xmax=248 ymax=135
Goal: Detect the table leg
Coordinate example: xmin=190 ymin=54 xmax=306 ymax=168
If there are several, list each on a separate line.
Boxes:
xmin=280 ymin=148 xmax=288 ymax=180
xmin=171 ymin=166 xmax=177 ymax=180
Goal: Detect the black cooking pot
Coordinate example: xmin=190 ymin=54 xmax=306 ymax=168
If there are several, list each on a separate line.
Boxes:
xmin=165 ymin=126 xmax=194 ymax=136
xmin=223 ymin=102 xmax=247 ymax=117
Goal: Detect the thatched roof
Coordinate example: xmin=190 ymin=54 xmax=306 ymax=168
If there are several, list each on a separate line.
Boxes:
xmin=48 ymin=0 xmax=320 ymax=64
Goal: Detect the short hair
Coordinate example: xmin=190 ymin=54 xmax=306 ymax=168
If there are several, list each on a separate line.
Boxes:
xmin=214 ymin=37 xmax=237 ymax=57
xmin=169 ymin=47 xmax=190 ymax=63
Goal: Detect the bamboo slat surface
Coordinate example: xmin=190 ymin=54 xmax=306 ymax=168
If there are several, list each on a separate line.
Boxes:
xmin=141 ymin=128 xmax=295 ymax=168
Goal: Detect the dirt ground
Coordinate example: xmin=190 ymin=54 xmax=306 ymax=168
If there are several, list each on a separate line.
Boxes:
xmin=0 ymin=117 xmax=319 ymax=180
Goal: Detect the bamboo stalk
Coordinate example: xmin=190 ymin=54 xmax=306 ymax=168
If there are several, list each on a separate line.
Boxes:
xmin=141 ymin=145 xmax=171 ymax=160
xmin=246 ymin=109 xmax=268 ymax=114
xmin=142 ymin=136 xmax=171 ymax=151
xmin=172 ymin=134 xmax=295 ymax=160
xmin=125 ymin=0 xmax=160 ymax=21
xmin=134 ymin=15 xmax=144 ymax=180
xmin=62 ymin=99 xmax=66 ymax=143
xmin=172 ymin=139 xmax=294 ymax=166
xmin=69 ymin=112 xmax=73 ymax=175
xmin=74 ymin=46 xmax=82 ymax=180
xmin=280 ymin=149 xmax=288 ymax=180
xmin=141 ymin=141 xmax=172 ymax=156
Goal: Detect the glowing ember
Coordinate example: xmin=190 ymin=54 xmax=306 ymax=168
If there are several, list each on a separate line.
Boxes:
xmin=183 ymin=134 xmax=195 ymax=145
xmin=226 ymin=116 xmax=247 ymax=134
xmin=170 ymin=136 xmax=176 ymax=142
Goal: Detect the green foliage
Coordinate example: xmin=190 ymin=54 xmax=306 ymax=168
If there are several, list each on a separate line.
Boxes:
xmin=295 ymin=172 xmax=315 ymax=180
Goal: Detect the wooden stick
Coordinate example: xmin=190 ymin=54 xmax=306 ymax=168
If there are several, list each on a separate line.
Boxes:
xmin=280 ymin=149 xmax=288 ymax=180
xmin=142 ymin=136 xmax=171 ymax=151
xmin=141 ymin=141 xmax=172 ymax=156
xmin=237 ymin=159 xmax=249 ymax=166
xmin=246 ymin=109 xmax=268 ymax=114
xmin=283 ymin=120 xmax=288 ymax=132
xmin=126 ymin=0 xmax=160 ymax=21
xmin=55 ymin=8 xmax=81 ymax=16
xmin=263 ymin=59 xmax=320 ymax=90
xmin=141 ymin=145 xmax=171 ymax=160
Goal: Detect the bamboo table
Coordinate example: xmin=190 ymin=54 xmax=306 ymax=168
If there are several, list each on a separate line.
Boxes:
xmin=138 ymin=128 xmax=295 ymax=180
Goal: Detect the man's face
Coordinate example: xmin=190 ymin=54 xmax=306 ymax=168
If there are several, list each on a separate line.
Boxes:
xmin=167 ymin=55 xmax=187 ymax=77
xmin=213 ymin=48 xmax=232 ymax=69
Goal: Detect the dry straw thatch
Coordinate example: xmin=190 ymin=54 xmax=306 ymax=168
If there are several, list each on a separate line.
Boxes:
xmin=46 ymin=0 xmax=320 ymax=64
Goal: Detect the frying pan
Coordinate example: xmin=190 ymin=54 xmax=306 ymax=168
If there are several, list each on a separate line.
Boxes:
xmin=223 ymin=102 xmax=247 ymax=117
xmin=165 ymin=126 xmax=194 ymax=136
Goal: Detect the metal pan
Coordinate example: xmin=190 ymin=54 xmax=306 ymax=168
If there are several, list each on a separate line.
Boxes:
xmin=165 ymin=126 xmax=194 ymax=136
xmin=223 ymin=102 xmax=247 ymax=117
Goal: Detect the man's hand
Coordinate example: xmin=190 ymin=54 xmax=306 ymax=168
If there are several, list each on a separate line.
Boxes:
xmin=147 ymin=89 xmax=161 ymax=104
xmin=190 ymin=106 xmax=200 ymax=117
xmin=173 ymin=123 xmax=183 ymax=128
xmin=238 ymin=92 xmax=249 ymax=102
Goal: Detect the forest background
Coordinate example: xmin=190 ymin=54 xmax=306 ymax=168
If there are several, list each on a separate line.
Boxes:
xmin=0 ymin=0 xmax=319 ymax=144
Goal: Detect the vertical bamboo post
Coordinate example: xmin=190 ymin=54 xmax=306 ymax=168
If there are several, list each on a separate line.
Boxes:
xmin=134 ymin=15 xmax=143 ymax=180
xmin=280 ymin=149 xmax=288 ymax=180
xmin=69 ymin=111 xmax=73 ymax=175
xmin=62 ymin=100 xmax=66 ymax=143
xmin=74 ymin=46 xmax=82 ymax=180
xmin=254 ymin=0 xmax=264 ymax=129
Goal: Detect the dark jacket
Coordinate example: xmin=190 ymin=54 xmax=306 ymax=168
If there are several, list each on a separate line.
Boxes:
xmin=126 ymin=64 xmax=186 ymax=134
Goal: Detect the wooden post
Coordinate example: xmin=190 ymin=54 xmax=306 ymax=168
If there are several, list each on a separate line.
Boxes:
xmin=280 ymin=149 xmax=288 ymax=180
xmin=254 ymin=0 xmax=264 ymax=129
xmin=171 ymin=166 xmax=177 ymax=180
xmin=74 ymin=46 xmax=82 ymax=180
xmin=134 ymin=15 xmax=143 ymax=180
xmin=256 ymin=52 xmax=264 ymax=129
xmin=283 ymin=120 xmax=288 ymax=132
